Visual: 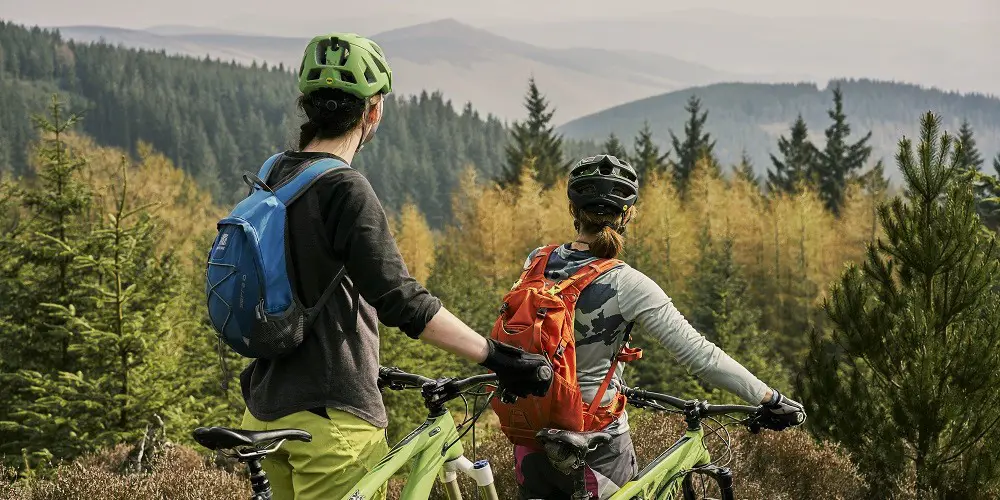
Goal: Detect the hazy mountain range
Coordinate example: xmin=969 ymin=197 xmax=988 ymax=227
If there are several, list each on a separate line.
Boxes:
xmin=57 ymin=19 xmax=768 ymax=123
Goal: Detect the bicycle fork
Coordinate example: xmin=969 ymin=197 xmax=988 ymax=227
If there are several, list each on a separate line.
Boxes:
xmin=439 ymin=456 xmax=500 ymax=500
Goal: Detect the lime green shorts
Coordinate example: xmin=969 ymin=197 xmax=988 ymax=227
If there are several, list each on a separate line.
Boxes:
xmin=242 ymin=408 xmax=390 ymax=500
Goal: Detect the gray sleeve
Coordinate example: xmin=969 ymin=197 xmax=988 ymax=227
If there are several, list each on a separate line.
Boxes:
xmin=615 ymin=267 xmax=769 ymax=404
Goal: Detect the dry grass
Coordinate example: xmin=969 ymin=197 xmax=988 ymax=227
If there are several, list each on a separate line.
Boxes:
xmin=1 ymin=414 xmax=870 ymax=500
xmin=0 ymin=445 xmax=249 ymax=500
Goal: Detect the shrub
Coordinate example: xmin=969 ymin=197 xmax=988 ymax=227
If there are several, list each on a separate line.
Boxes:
xmin=0 ymin=412 xmax=873 ymax=500
xmin=0 ymin=444 xmax=248 ymax=500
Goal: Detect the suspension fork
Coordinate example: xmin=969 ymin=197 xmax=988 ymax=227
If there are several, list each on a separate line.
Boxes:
xmin=439 ymin=456 xmax=501 ymax=500
xmin=681 ymin=465 xmax=734 ymax=500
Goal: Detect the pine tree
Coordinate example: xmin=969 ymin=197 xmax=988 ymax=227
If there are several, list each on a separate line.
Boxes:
xmin=953 ymin=119 xmax=984 ymax=171
xmin=803 ymin=112 xmax=1000 ymax=496
xmin=631 ymin=121 xmax=669 ymax=182
xmin=503 ymin=78 xmax=565 ymax=187
xmin=767 ymin=115 xmax=818 ymax=195
xmin=669 ymin=95 xmax=717 ymax=192
xmin=814 ymin=86 xmax=874 ymax=216
xmin=972 ymin=161 xmax=1000 ymax=232
xmin=601 ymin=132 xmax=629 ymax=161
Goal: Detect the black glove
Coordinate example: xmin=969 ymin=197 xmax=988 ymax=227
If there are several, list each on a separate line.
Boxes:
xmin=756 ymin=389 xmax=806 ymax=431
xmin=479 ymin=339 xmax=552 ymax=398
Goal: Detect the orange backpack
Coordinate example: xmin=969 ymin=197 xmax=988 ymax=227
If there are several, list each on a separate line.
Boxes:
xmin=489 ymin=245 xmax=642 ymax=447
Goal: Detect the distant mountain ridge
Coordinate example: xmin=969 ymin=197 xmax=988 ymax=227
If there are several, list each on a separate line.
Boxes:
xmin=55 ymin=19 xmax=745 ymax=121
xmin=559 ymin=79 xmax=1000 ymax=178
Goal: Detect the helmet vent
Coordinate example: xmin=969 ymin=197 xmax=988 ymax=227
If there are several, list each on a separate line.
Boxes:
xmin=371 ymin=56 xmax=388 ymax=76
xmin=339 ymin=70 xmax=357 ymax=84
xmin=364 ymin=67 xmax=377 ymax=84
xmin=306 ymin=68 xmax=322 ymax=81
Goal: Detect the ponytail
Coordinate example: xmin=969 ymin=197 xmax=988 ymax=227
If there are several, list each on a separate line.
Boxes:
xmin=590 ymin=224 xmax=625 ymax=259
xmin=569 ymin=204 xmax=636 ymax=259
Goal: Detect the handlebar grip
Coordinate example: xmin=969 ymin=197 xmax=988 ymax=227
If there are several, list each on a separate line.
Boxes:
xmin=536 ymin=365 xmax=552 ymax=383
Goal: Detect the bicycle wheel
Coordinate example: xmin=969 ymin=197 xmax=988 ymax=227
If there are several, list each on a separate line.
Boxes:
xmin=680 ymin=466 xmax=735 ymax=500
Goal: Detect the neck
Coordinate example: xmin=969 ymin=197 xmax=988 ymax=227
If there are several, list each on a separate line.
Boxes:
xmin=302 ymin=128 xmax=361 ymax=163
xmin=570 ymin=233 xmax=595 ymax=251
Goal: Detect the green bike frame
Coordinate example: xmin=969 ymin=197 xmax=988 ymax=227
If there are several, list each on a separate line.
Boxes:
xmin=339 ymin=409 xmax=495 ymax=500
xmin=611 ymin=426 xmax=712 ymax=499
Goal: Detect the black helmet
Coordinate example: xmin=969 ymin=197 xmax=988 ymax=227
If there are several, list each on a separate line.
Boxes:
xmin=567 ymin=154 xmax=639 ymax=215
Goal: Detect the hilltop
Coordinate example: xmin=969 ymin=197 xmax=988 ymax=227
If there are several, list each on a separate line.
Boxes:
xmin=559 ymin=79 xmax=1000 ymax=178
xmin=56 ymin=19 xmax=740 ymax=121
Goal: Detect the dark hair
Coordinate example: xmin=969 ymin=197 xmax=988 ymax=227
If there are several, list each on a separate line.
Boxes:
xmin=296 ymin=88 xmax=368 ymax=150
xmin=569 ymin=204 xmax=636 ymax=259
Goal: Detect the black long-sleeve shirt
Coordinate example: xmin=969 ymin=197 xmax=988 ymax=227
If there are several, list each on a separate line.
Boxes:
xmin=240 ymin=151 xmax=441 ymax=427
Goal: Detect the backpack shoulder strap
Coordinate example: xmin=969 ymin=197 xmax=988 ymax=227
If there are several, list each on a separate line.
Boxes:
xmin=587 ymin=322 xmax=639 ymax=414
xmin=257 ymin=152 xmax=284 ymax=180
xmin=513 ymin=245 xmax=560 ymax=286
xmin=274 ymin=158 xmax=350 ymax=205
xmin=547 ymin=258 xmax=623 ymax=296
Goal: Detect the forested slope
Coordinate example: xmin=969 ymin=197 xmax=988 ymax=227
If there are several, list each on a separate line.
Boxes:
xmin=560 ymin=80 xmax=1000 ymax=177
xmin=0 ymin=21 xmax=510 ymax=222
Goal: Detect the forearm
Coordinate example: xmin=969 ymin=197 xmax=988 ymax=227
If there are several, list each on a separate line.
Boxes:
xmin=418 ymin=307 xmax=489 ymax=363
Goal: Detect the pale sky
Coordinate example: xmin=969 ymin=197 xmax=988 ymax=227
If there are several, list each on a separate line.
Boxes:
xmin=3 ymin=0 xmax=995 ymax=35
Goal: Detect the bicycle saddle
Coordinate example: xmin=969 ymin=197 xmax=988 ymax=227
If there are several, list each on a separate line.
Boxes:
xmin=536 ymin=428 xmax=612 ymax=456
xmin=192 ymin=426 xmax=312 ymax=451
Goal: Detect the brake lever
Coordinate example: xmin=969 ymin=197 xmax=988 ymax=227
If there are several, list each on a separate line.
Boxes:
xmin=629 ymin=398 xmax=669 ymax=412
xmin=499 ymin=389 xmax=517 ymax=405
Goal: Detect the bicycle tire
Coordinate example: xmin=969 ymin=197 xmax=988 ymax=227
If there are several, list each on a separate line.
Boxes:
xmin=680 ymin=466 xmax=735 ymax=500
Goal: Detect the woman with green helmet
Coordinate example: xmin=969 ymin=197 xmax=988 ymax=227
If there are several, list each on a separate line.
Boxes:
xmin=239 ymin=33 xmax=551 ymax=500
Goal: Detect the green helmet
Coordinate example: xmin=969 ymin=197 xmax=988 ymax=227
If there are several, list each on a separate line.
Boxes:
xmin=297 ymin=33 xmax=392 ymax=99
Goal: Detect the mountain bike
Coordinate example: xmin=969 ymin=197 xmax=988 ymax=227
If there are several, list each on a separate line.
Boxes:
xmin=534 ymin=386 xmax=766 ymax=500
xmin=192 ymin=365 xmax=551 ymax=500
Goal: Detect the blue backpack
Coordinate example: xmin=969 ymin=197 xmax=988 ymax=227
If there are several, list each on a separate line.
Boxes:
xmin=205 ymin=153 xmax=348 ymax=358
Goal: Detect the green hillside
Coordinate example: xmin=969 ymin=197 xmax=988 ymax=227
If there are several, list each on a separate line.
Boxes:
xmin=558 ymin=80 xmax=1000 ymax=178
xmin=0 ymin=21 xmax=509 ymax=223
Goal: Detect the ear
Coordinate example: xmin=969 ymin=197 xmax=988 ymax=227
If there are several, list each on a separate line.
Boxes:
xmin=368 ymin=96 xmax=384 ymax=125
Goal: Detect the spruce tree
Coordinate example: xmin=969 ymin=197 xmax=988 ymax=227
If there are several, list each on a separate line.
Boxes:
xmin=803 ymin=112 xmax=1000 ymax=496
xmin=733 ymin=150 xmax=759 ymax=186
xmin=669 ymin=95 xmax=717 ymax=192
xmin=601 ymin=132 xmax=629 ymax=161
xmin=767 ymin=115 xmax=818 ymax=195
xmin=0 ymin=96 xmax=91 ymax=390
xmin=631 ymin=121 xmax=669 ymax=182
xmin=1 ymin=157 xmax=188 ymax=466
xmin=953 ymin=119 xmax=984 ymax=171
xmin=685 ymin=230 xmax=789 ymax=402
xmin=814 ymin=86 xmax=873 ymax=215
xmin=503 ymin=78 xmax=565 ymax=187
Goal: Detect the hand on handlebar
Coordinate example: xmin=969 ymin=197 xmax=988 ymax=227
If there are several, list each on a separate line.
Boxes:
xmin=753 ymin=389 xmax=806 ymax=432
xmin=479 ymin=339 xmax=553 ymax=399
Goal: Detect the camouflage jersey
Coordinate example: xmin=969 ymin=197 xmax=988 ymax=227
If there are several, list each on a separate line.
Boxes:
xmin=524 ymin=244 xmax=770 ymax=435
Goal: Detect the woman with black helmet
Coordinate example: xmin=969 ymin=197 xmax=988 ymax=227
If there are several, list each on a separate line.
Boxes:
xmin=512 ymin=154 xmax=807 ymax=500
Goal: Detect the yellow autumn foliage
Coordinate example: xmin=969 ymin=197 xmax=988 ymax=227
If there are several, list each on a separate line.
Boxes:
xmin=62 ymin=134 xmax=222 ymax=268
xmin=438 ymin=162 xmax=880 ymax=357
xmin=389 ymin=201 xmax=436 ymax=284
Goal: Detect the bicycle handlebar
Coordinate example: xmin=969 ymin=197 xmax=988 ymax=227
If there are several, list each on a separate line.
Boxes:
xmin=378 ymin=365 xmax=552 ymax=407
xmin=621 ymin=385 xmax=762 ymax=417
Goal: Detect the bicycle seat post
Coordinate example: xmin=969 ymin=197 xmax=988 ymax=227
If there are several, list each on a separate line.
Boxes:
xmin=247 ymin=455 xmax=272 ymax=500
